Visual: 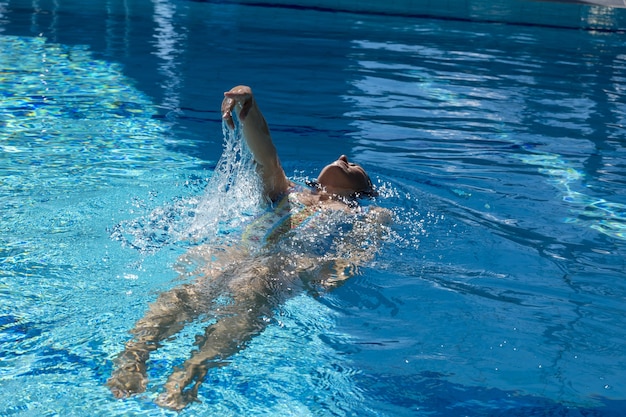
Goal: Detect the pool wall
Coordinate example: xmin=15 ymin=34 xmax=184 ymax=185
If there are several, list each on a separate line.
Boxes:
xmin=225 ymin=0 xmax=626 ymax=30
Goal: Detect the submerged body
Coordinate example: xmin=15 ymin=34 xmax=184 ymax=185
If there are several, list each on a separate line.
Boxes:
xmin=107 ymin=86 xmax=390 ymax=410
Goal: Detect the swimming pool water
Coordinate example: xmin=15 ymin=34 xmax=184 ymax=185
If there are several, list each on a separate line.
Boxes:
xmin=1 ymin=0 xmax=625 ymax=416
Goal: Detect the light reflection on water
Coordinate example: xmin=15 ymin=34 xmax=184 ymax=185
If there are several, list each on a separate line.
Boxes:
xmin=0 ymin=1 xmax=625 ymax=416
xmin=0 ymin=36 xmax=198 ymax=191
xmin=345 ymin=22 xmax=626 ymax=243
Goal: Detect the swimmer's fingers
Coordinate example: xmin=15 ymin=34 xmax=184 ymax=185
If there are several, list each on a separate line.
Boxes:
xmin=224 ymin=85 xmax=253 ymax=101
xmin=223 ymin=85 xmax=254 ymax=125
xmin=221 ymin=96 xmax=236 ymax=130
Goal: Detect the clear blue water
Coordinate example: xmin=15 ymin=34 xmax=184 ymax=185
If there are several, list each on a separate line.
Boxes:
xmin=1 ymin=0 xmax=625 ymax=416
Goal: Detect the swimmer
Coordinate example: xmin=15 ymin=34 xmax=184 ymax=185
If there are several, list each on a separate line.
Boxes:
xmin=107 ymin=85 xmax=391 ymax=410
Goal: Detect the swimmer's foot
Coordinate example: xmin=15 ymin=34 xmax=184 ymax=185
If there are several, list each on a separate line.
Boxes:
xmin=155 ymin=368 xmax=201 ymax=411
xmin=107 ymin=364 xmax=148 ymax=398
xmin=155 ymin=384 xmax=200 ymax=411
xmin=155 ymin=389 xmax=193 ymax=411
xmin=107 ymin=351 xmax=149 ymax=398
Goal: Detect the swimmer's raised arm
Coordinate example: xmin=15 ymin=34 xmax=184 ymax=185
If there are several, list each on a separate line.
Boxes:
xmin=222 ymin=85 xmax=291 ymax=201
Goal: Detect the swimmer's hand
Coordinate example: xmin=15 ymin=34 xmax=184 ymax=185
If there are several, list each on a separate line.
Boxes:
xmin=220 ymin=84 xmax=291 ymax=199
xmin=221 ymin=85 xmax=254 ymax=130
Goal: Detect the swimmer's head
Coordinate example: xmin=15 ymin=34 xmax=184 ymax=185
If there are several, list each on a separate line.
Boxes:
xmin=316 ymin=155 xmax=376 ymax=198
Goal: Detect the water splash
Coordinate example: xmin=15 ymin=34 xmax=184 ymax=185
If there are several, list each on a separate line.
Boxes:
xmin=184 ymin=122 xmax=265 ymax=241
xmin=110 ymin=121 xmax=266 ymax=252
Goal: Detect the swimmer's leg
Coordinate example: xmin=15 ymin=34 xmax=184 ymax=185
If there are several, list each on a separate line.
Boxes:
xmin=107 ymin=284 xmax=205 ymax=398
xmin=156 ymin=290 xmax=271 ymax=410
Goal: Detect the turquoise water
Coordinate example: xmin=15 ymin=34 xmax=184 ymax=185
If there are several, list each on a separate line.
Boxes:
xmin=1 ymin=0 xmax=625 ymax=416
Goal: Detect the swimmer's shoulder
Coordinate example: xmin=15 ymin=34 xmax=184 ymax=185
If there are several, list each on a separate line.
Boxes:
xmin=286 ymin=181 xmax=393 ymax=224
xmin=284 ymin=182 xmax=323 ymax=209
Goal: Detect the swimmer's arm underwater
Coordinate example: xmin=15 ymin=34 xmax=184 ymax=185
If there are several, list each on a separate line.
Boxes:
xmin=314 ymin=206 xmax=393 ymax=289
xmin=221 ymin=85 xmax=291 ymax=201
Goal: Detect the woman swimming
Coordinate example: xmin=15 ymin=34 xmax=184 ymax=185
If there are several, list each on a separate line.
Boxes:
xmin=107 ymin=85 xmax=391 ymax=410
